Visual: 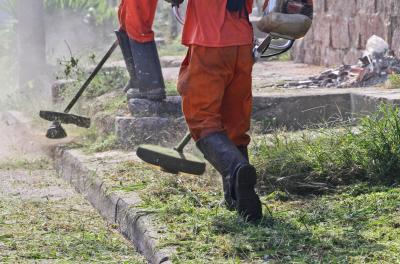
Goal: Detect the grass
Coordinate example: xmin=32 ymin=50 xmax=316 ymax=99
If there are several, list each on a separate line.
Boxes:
xmin=0 ymin=158 xmax=51 ymax=170
xmin=0 ymin=170 xmax=145 ymax=263
xmin=85 ymin=67 xmax=128 ymax=98
xmin=0 ymin=197 xmax=145 ymax=263
xmin=82 ymin=103 xmax=400 ymax=263
xmin=165 ymin=80 xmax=179 ymax=96
xmin=253 ymin=105 xmax=400 ymax=194
xmin=386 ymin=73 xmax=400 ymax=89
xmin=95 ymin=159 xmax=400 ymax=263
xmin=102 ymin=93 xmax=127 ymax=113
xmin=158 ymin=39 xmax=187 ymax=57
xmin=70 ymin=126 xmax=120 ymax=154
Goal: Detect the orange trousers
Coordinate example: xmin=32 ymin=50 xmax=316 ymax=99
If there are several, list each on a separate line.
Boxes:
xmin=178 ymin=45 xmax=254 ymax=147
xmin=118 ymin=0 xmax=158 ymax=43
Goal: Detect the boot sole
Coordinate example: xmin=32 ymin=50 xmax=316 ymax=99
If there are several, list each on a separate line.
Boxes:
xmin=235 ymin=165 xmax=262 ymax=222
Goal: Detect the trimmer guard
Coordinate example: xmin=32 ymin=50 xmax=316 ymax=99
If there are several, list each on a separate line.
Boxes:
xmin=136 ymin=144 xmax=206 ymax=176
xmin=39 ymin=111 xmax=91 ymax=128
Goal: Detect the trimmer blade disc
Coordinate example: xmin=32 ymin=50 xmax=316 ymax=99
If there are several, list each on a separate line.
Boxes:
xmin=136 ymin=144 xmax=206 ymax=176
xmin=39 ymin=111 xmax=91 ymax=128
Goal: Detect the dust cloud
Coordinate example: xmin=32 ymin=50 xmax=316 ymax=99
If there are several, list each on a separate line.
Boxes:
xmin=0 ymin=1 xmax=101 ymax=160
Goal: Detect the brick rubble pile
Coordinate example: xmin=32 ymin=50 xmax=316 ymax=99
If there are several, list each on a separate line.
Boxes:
xmin=283 ymin=36 xmax=400 ymax=89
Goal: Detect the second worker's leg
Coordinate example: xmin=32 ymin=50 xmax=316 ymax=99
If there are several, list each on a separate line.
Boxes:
xmin=122 ymin=0 xmax=166 ymax=101
xmin=115 ymin=29 xmax=142 ymax=96
xmin=129 ymin=39 xmax=166 ymax=101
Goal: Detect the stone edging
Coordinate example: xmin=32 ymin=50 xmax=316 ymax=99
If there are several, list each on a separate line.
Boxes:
xmin=53 ymin=147 xmax=173 ymax=264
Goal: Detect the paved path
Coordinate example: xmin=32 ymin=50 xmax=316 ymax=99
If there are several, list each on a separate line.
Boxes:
xmin=0 ymin=112 xmax=145 ymax=263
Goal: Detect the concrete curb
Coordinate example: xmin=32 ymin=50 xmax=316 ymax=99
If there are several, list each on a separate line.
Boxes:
xmin=54 ymin=148 xmax=173 ymax=264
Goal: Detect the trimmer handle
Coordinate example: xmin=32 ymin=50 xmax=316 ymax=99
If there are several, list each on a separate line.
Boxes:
xmin=253 ymin=34 xmax=295 ymax=62
xmin=174 ymin=132 xmax=192 ymax=153
xmin=172 ymin=4 xmax=185 ymax=25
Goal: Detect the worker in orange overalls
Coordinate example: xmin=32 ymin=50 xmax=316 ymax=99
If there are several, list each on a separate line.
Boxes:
xmin=116 ymin=0 xmax=166 ymax=101
xmin=166 ymin=0 xmax=262 ymax=222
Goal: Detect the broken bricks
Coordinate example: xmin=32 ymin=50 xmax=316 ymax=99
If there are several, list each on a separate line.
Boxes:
xmin=283 ymin=36 xmax=400 ymax=89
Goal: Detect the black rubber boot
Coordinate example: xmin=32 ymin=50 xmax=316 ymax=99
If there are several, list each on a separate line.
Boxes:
xmin=237 ymin=145 xmax=249 ymax=161
xmin=115 ymin=30 xmax=143 ymax=96
xmin=196 ymin=132 xmax=262 ymax=222
xmin=129 ymin=39 xmax=166 ymax=101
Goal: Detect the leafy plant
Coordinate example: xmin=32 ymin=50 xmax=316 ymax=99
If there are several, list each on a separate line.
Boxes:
xmin=44 ymin=0 xmax=117 ymax=25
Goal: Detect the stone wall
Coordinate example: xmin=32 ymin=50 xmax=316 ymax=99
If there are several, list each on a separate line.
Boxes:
xmin=292 ymin=0 xmax=400 ymax=66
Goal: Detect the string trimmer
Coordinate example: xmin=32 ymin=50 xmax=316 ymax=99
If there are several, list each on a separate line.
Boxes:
xmin=40 ymin=40 xmax=119 ymax=139
xmin=135 ymin=4 xmax=299 ymax=176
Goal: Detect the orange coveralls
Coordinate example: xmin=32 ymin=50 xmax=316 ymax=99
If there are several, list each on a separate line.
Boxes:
xmin=118 ymin=0 xmax=158 ymax=43
xmin=178 ymin=0 xmax=254 ymax=147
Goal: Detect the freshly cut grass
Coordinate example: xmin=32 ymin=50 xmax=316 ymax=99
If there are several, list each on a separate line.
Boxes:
xmin=96 ymin=160 xmax=400 ymax=263
xmin=0 ymin=167 xmax=145 ymax=263
xmin=0 ymin=197 xmax=145 ymax=263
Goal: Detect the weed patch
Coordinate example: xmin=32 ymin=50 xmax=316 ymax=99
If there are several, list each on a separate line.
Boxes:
xmin=387 ymin=73 xmax=400 ymax=89
xmin=74 ymin=127 xmax=120 ymax=154
xmin=253 ymin=104 xmax=400 ymax=194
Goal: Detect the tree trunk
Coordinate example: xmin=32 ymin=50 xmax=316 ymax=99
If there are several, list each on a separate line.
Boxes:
xmin=16 ymin=0 xmax=46 ymax=90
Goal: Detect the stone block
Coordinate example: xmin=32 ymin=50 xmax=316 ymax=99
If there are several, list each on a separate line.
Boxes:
xmin=343 ymin=49 xmax=362 ymax=65
xmin=392 ymin=28 xmax=400 ymax=57
xmin=329 ymin=0 xmax=357 ymax=17
xmin=292 ymin=0 xmax=400 ymax=66
xmin=348 ymin=17 xmax=362 ymax=49
xmin=331 ymin=16 xmax=350 ymax=49
xmin=128 ymin=96 xmax=182 ymax=118
xmin=314 ymin=0 xmax=326 ymax=13
xmin=252 ymin=93 xmax=352 ymax=130
xmin=356 ymin=1 xmax=377 ymax=13
xmin=115 ymin=116 xmax=187 ymax=149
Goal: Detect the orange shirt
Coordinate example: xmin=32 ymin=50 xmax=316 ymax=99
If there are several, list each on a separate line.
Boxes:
xmin=182 ymin=0 xmax=254 ymax=47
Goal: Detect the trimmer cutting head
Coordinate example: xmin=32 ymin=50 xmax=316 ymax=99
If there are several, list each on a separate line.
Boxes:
xmin=46 ymin=121 xmax=67 ymax=139
xmin=39 ymin=111 xmax=91 ymax=139
xmin=136 ymin=144 xmax=206 ymax=175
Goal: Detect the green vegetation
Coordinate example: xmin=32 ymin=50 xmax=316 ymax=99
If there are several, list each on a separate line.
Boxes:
xmin=87 ymin=104 xmax=400 ymax=263
xmin=102 ymin=94 xmax=127 ymax=113
xmin=56 ymin=53 xmax=128 ymax=100
xmin=97 ymin=158 xmax=400 ymax=263
xmin=165 ymin=80 xmax=179 ymax=96
xmin=44 ymin=0 xmax=117 ymax=25
xmin=85 ymin=68 xmax=128 ymax=98
xmin=158 ymin=39 xmax=187 ymax=57
xmin=253 ymin=105 xmax=400 ymax=194
xmin=71 ymin=126 xmax=119 ymax=154
xmin=387 ymin=73 xmax=400 ymax=89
